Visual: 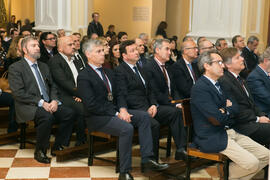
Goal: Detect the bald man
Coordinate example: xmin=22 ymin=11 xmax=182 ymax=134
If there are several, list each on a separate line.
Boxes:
xmin=48 ymin=36 xmax=86 ymax=146
xmin=170 ymin=40 xmax=200 ymax=98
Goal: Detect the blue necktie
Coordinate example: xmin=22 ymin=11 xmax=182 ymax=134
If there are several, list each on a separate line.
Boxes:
xmin=133 ymin=66 xmax=145 ymax=85
xmin=32 ymin=64 xmax=49 ymax=102
xmin=187 ymin=63 xmax=196 ymax=81
xmin=215 ymin=82 xmax=222 ymax=95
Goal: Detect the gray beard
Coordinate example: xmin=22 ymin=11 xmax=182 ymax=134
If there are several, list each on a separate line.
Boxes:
xmin=29 ymin=52 xmax=41 ymax=59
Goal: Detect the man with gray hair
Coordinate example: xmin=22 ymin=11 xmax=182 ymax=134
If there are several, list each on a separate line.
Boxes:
xmin=77 ymin=39 xmax=168 ymax=180
xmin=144 ymin=38 xmax=187 ymax=160
xmin=8 ymin=36 xmax=74 ymax=163
xmin=247 ymin=46 xmax=270 ymax=115
xmin=240 ymin=35 xmax=260 ymax=79
xmin=191 ymin=50 xmax=269 ymax=180
xmin=215 ymin=38 xmax=228 ymax=52
xmin=138 ymin=33 xmax=149 ymax=53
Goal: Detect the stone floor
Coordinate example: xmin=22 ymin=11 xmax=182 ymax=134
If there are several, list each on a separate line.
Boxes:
xmin=0 ymin=137 xmax=266 ymax=180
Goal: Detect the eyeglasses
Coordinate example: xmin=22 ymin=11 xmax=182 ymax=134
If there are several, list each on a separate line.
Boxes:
xmin=211 ymin=60 xmax=223 ymax=65
xmin=185 ymin=47 xmax=198 ymax=50
xmin=45 ymin=38 xmax=56 ymax=41
xmin=201 ymin=45 xmax=215 ymax=50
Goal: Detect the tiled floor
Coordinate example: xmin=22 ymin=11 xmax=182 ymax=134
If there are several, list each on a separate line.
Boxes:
xmin=0 ymin=139 xmax=266 ymax=180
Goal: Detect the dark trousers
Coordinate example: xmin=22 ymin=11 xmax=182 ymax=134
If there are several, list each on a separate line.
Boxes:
xmin=0 ymin=92 xmax=17 ymax=133
xmin=155 ymin=105 xmax=186 ymax=149
xmin=97 ymin=110 xmax=153 ymax=173
xmin=62 ymin=97 xmax=86 ymax=143
xmin=249 ymin=123 xmax=270 ymax=146
xmin=34 ymin=105 xmax=74 ymax=150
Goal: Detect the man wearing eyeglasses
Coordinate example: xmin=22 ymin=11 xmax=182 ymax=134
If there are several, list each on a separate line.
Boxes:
xmin=219 ymin=47 xmax=270 ymax=146
xmin=198 ymin=40 xmax=215 ymax=55
xmin=191 ymin=50 xmax=269 ymax=180
xmin=38 ymin=32 xmax=58 ymax=64
xmin=171 ymin=40 xmax=200 ymax=99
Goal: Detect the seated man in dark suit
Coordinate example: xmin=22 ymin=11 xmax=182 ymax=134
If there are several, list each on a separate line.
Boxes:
xmin=135 ymin=38 xmax=148 ymax=68
xmin=247 ymin=47 xmax=270 ymax=116
xmin=8 ymin=36 xmax=74 ymax=163
xmin=219 ymin=47 xmax=270 ymax=145
xmin=143 ymin=39 xmax=186 ymax=160
xmin=77 ymin=39 xmax=168 ymax=180
xmin=115 ymin=40 xmax=186 ymax=161
xmin=71 ymin=34 xmax=87 ymax=68
xmin=191 ymin=50 xmax=268 ymax=179
xmin=49 ymin=36 xmax=86 ymax=146
xmin=240 ymin=36 xmax=260 ymax=79
xmin=170 ymin=40 xmax=200 ymax=99
xmin=38 ymin=32 xmax=58 ymax=64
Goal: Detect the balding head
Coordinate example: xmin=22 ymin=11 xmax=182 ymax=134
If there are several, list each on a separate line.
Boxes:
xmin=58 ymin=36 xmax=75 ymax=59
xmin=181 ymin=40 xmax=198 ymax=62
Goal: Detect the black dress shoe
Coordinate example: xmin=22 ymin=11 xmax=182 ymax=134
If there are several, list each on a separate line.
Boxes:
xmin=175 ymin=148 xmax=188 ymax=160
xmin=141 ymin=159 xmax=169 ymax=173
xmin=34 ymin=150 xmax=50 ymax=164
xmin=51 ymin=145 xmax=64 ymax=156
xmin=118 ymin=172 xmax=134 ymax=180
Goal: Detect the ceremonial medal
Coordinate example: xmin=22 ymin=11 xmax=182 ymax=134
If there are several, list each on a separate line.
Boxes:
xmin=107 ymin=92 xmax=113 ymax=101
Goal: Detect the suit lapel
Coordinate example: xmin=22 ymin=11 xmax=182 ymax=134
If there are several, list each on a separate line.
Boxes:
xmin=122 ymin=62 xmax=146 ymax=89
xmin=58 ymin=54 xmax=76 ymax=84
xmin=86 ymin=65 xmax=108 ymax=92
xmin=202 ymin=76 xmax=225 ymax=102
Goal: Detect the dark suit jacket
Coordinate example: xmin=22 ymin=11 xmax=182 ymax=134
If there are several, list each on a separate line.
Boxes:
xmin=87 ymin=21 xmax=104 ymax=37
xmin=170 ymin=58 xmax=200 ymax=98
xmin=114 ymin=61 xmax=157 ymax=111
xmin=144 ymin=58 xmax=179 ymax=106
xmin=219 ymin=70 xmax=265 ymax=136
xmin=247 ymin=65 xmax=270 ymax=114
xmin=240 ymin=47 xmax=259 ymax=79
xmin=136 ymin=55 xmax=148 ymax=68
xmin=191 ymin=76 xmax=238 ymax=153
xmin=8 ymin=58 xmax=58 ymax=123
xmin=77 ymin=65 xmax=117 ymax=132
xmin=48 ymin=53 xmax=85 ymax=102
xmin=38 ymin=45 xmax=58 ymax=64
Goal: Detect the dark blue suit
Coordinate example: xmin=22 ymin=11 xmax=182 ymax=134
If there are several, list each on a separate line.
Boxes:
xmin=247 ymin=65 xmax=270 ymax=115
xmin=190 ymin=76 xmax=238 ymax=153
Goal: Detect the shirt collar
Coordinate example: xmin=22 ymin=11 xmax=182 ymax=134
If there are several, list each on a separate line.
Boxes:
xmin=183 ymin=58 xmax=191 ymax=65
xmin=203 ymin=75 xmax=217 ymax=86
xmin=88 ymin=62 xmax=101 ymax=70
xmin=229 ymin=71 xmax=239 ymax=78
xmin=154 ymin=57 xmax=165 ymax=66
xmin=124 ymin=61 xmax=137 ymax=69
xmin=24 ymin=57 xmax=37 ymax=66
xmin=59 ymin=52 xmax=74 ymax=62
xmin=258 ymin=65 xmax=269 ymax=77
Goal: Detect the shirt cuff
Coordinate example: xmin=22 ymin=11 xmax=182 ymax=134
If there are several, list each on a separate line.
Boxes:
xmin=115 ymin=112 xmax=119 ymax=116
xmin=38 ymin=99 xmax=44 ymax=107
xmin=256 ymin=116 xmax=260 ymax=123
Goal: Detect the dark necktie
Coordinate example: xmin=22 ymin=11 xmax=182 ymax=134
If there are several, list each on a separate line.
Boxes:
xmin=187 ymin=63 xmax=196 ymax=81
xmin=133 ymin=66 xmax=145 ymax=85
xmin=161 ymin=65 xmax=168 ymax=85
xmin=237 ymin=76 xmax=249 ymax=96
xmin=97 ymin=67 xmax=110 ymax=91
xmin=76 ymin=54 xmax=85 ymax=67
xmin=215 ymin=82 xmax=222 ymax=95
xmin=32 ymin=64 xmax=50 ymax=102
